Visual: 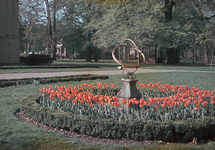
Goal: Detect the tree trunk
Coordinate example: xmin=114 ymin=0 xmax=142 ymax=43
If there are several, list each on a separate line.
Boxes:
xmin=86 ymin=29 xmax=92 ymax=61
xmin=195 ymin=46 xmax=198 ymax=61
xmin=192 ymin=48 xmax=194 ymax=64
xmin=204 ymin=42 xmax=208 ymax=64
xmin=200 ymin=44 xmax=203 ymax=61
xmin=175 ymin=48 xmax=180 ymax=63
xmin=166 ymin=48 xmax=175 ymax=64
xmin=93 ymin=50 xmax=98 ymax=62
xmin=46 ymin=44 xmax=50 ymax=55
xmin=155 ymin=46 xmax=157 ymax=63
xmin=51 ymin=0 xmax=57 ymax=60
xmin=71 ymin=48 xmax=74 ymax=60
xmin=45 ymin=0 xmax=56 ymax=60
xmin=101 ymin=48 xmax=104 ymax=60
xmin=164 ymin=0 xmax=173 ymax=20
xmin=86 ymin=46 xmax=92 ymax=61
xmin=160 ymin=50 xmax=163 ymax=63
xmin=45 ymin=0 xmax=52 ymax=55
xmin=164 ymin=0 xmax=178 ymax=64
xmin=27 ymin=42 xmax=31 ymax=54
xmin=210 ymin=39 xmax=215 ymax=75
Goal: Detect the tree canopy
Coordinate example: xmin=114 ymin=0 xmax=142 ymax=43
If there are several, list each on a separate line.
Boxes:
xmin=19 ymin=0 xmax=215 ymax=63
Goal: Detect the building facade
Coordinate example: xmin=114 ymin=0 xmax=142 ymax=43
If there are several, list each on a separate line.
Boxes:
xmin=0 ymin=0 xmax=19 ymax=64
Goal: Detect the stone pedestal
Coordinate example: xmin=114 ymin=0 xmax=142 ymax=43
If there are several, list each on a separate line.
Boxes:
xmin=117 ymin=79 xmax=141 ymax=111
xmin=117 ymin=79 xmax=141 ymax=99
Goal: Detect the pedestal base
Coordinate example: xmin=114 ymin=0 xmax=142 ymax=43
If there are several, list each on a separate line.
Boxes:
xmin=116 ymin=79 xmax=141 ymax=110
xmin=117 ymin=79 xmax=141 ymax=99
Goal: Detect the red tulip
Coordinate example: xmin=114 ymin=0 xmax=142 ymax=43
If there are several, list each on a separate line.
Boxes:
xmin=135 ymin=100 xmax=139 ymax=105
xmin=143 ymin=101 xmax=148 ymax=105
xmin=101 ymin=101 xmax=105 ymax=106
xmin=161 ymin=104 xmax=165 ymax=108
xmin=127 ymin=101 xmax=131 ymax=107
xmin=139 ymin=104 xmax=143 ymax=108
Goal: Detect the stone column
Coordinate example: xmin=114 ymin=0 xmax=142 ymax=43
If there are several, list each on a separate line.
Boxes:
xmin=0 ymin=0 xmax=20 ymax=63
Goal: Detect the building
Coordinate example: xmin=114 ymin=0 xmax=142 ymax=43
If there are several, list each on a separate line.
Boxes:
xmin=0 ymin=0 xmax=20 ymax=64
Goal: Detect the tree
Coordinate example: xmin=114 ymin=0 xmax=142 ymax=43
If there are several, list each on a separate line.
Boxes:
xmin=19 ymin=0 xmax=68 ymax=58
xmin=58 ymin=0 xmax=91 ymax=60
xmin=81 ymin=0 xmax=103 ymax=61
xmin=83 ymin=0 xmax=215 ymax=64
xmin=45 ymin=0 xmax=57 ymax=59
xmin=83 ymin=1 xmax=178 ymax=63
xmin=19 ymin=0 xmax=48 ymax=54
xmin=186 ymin=0 xmax=215 ymax=64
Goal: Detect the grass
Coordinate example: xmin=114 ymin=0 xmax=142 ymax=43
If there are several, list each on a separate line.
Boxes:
xmin=1 ymin=72 xmax=215 ymax=150
xmin=0 ymin=60 xmax=118 ymax=74
xmin=0 ymin=67 xmax=115 ymax=74
xmin=142 ymin=65 xmax=215 ymax=71
xmin=1 ymin=60 xmax=215 ymax=74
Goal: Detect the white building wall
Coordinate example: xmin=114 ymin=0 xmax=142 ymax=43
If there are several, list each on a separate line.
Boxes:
xmin=0 ymin=0 xmax=19 ymax=64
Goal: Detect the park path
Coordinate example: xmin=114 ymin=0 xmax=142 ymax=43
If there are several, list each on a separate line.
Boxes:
xmin=0 ymin=69 xmax=215 ymax=80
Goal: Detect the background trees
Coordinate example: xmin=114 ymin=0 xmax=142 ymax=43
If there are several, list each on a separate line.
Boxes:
xmin=85 ymin=0 xmax=215 ymax=64
xmin=19 ymin=0 xmax=215 ymax=63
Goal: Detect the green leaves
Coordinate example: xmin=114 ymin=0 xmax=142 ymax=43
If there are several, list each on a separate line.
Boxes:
xmin=22 ymin=93 xmax=215 ymax=143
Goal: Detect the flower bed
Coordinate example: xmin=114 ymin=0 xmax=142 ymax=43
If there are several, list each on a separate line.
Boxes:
xmin=39 ymin=81 xmax=215 ymax=122
xmin=21 ymin=81 xmax=215 ymax=142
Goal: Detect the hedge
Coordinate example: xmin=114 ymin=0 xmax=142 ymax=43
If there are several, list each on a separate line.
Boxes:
xmin=20 ymin=93 xmax=215 ymax=142
xmin=0 ymin=74 xmax=108 ymax=88
xmin=0 ymin=65 xmax=100 ymax=69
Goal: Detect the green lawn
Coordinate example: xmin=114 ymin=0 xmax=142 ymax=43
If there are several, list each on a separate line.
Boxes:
xmin=0 ymin=60 xmax=118 ymax=74
xmin=0 ymin=67 xmax=115 ymax=74
xmin=1 ymin=72 xmax=215 ymax=150
xmin=1 ymin=60 xmax=215 ymax=74
xmin=142 ymin=65 xmax=215 ymax=71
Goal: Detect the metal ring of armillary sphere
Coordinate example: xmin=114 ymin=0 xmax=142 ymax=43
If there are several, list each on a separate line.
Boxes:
xmin=112 ymin=38 xmax=145 ymax=75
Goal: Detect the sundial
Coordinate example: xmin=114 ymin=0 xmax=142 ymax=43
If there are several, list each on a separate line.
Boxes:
xmin=112 ymin=38 xmax=145 ymax=109
xmin=112 ymin=38 xmax=145 ymax=79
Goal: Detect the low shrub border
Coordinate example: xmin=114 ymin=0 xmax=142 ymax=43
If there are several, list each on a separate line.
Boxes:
xmin=0 ymin=74 xmax=108 ymax=88
xmin=20 ymin=93 xmax=215 ymax=143
xmin=0 ymin=65 xmax=100 ymax=69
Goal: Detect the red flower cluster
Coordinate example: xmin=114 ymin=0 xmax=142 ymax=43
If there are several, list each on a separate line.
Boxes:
xmin=40 ymin=84 xmax=122 ymax=108
xmin=137 ymin=82 xmax=215 ymax=110
xmin=40 ymin=82 xmax=214 ymax=111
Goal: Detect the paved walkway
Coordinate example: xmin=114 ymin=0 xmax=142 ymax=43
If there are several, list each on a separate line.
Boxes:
xmin=0 ymin=69 xmax=214 ymax=80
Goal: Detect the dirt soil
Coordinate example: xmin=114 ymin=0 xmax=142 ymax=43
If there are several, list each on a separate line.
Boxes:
xmin=16 ymin=112 xmax=212 ymax=149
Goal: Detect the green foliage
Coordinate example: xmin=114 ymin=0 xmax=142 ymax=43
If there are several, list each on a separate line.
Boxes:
xmin=0 ymin=75 xmax=108 ymax=88
xmin=84 ymin=0 xmax=215 ymax=64
xmin=19 ymin=0 xmax=215 ymax=64
xmin=21 ymin=92 xmax=215 ymax=143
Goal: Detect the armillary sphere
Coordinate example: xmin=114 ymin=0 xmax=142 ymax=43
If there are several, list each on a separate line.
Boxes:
xmin=112 ymin=38 xmax=145 ymax=79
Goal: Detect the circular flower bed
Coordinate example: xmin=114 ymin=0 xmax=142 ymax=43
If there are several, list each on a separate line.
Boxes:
xmin=39 ymin=81 xmax=215 ymax=122
xmin=21 ymin=81 xmax=215 ymax=142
